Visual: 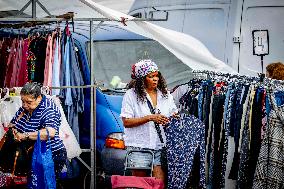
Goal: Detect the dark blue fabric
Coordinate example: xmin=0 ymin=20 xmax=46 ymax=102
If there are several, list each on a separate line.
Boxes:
xmin=166 ymin=114 xmax=206 ymax=189
xmin=208 ymin=94 xmax=226 ymax=188
xmin=219 ymin=84 xmax=235 ymax=188
xmin=74 ymin=38 xmax=91 ymax=148
xmin=265 ymin=91 xmax=284 ymax=116
xmin=198 ymin=86 xmax=204 ymax=120
xmin=228 ymin=85 xmax=249 ymax=180
xmin=60 ymin=29 xmax=85 ymax=141
xmin=274 ymin=91 xmax=284 ymax=106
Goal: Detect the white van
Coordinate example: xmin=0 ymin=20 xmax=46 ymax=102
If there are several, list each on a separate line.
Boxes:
xmin=128 ymin=0 xmax=284 ymax=75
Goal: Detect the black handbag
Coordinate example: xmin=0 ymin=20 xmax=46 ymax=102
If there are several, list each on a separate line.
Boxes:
xmin=0 ymin=112 xmax=35 ymax=176
xmin=0 ymin=127 xmax=34 ymax=176
xmin=146 ymin=99 xmax=168 ymax=172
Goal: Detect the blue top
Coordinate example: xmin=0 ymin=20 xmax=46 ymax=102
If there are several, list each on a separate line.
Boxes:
xmin=11 ymin=95 xmax=65 ymax=153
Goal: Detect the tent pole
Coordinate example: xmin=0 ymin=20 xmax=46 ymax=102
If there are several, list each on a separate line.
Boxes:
xmin=32 ymin=0 xmax=36 ymax=18
xmin=17 ymin=0 xmax=32 ymax=17
xmin=89 ymin=20 xmax=95 ymax=189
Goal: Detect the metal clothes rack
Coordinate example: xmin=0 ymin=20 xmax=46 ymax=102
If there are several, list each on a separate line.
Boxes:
xmin=192 ymin=70 xmax=260 ymax=81
xmin=0 ymin=16 xmax=99 ymax=188
xmin=192 ymin=70 xmax=284 ymax=87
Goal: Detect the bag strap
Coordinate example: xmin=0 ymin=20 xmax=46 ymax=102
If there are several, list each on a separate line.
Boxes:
xmin=45 ymin=128 xmax=51 ymax=142
xmin=16 ymin=111 xmax=25 ymax=122
xmin=146 ymin=98 xmax=164 ymax=144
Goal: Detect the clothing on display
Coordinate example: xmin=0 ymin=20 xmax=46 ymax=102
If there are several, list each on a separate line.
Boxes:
xmin=166 ymin=114 xmax=206 ymax=189
xmin=169 ymin=71 xmax=284 ymax=189
xmin=0 ymin=24 xmax=86 ymax=141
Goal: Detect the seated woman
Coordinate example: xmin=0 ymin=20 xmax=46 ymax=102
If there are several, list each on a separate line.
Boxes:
xmin=10 ymin=82 xmax=67 ymax=182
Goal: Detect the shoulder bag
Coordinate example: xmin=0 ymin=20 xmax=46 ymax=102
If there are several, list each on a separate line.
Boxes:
xmin=146 ymin=99 xmax=168 ymax=173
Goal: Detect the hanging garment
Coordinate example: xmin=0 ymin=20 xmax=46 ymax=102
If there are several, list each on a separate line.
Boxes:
xmin=8 ymin=39 xmax=23 ymax=87
xmin=43 ymin=33 xmax=54 ymax=87
xmin=166 ymin=114 xmax=206 ymax=189
xmin=28 ymin=36 xmax=47 ymax=83
xmin=52 ymin=35 xmax=61 ymax=96
xmin=0 ymin=38 xmax=12 ymax=87
xmin=237 ymin=87 xmax=256 ymax=189
xmin=4 ymin=38 xmax=18 ymax=87
xmin=17 ymin=38 xmax=29 ymax=86
xmin=68 ymin=36 xmax=84 ymax=141
xmin=228 ymin=84 xmax=250 ymax=180
xmin=0 ymin=96 xmax=22 ymax=128
xmin=208 ymin=93 xmax=226 ymax=189
xmin=171 ymin=84 xmax=190 ymax=106
xmin=50 ymin=96 xmax=82 ymax=159
xmin=74 ymin=38 xmax=91 ymax=147
xmin=253 ymin=92 xmax=284 ymax=189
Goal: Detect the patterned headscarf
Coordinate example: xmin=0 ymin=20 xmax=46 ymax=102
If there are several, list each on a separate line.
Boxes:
xmin=131 ymin=59 xmax=159 ymax=79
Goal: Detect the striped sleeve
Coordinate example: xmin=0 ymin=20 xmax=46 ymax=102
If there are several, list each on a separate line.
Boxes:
xmin=42 ymin=107 xmax=61 ymax=132
xmin=10 ymin=107 xmax=24 ymax=124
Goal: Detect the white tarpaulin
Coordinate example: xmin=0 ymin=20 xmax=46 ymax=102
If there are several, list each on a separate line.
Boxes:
xmin=80 ymin=0 xmax=237 ymax=74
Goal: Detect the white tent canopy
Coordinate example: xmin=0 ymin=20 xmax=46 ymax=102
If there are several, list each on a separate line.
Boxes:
xmin=80 ymin=0 xmax=237 ymax=73
xmin=0 ymin=0 xmax=134 ymax=18
xmin=0 ymin=0 xmax=236 ymax=73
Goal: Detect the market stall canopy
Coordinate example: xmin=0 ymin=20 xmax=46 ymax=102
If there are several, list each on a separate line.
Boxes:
xmin=80 ymin=0 xmax=237 ymax=73
xmin=0 ymin=0 xmax=236 ymax=73
xmin=0 ymin=0 xmax=133 ymax=18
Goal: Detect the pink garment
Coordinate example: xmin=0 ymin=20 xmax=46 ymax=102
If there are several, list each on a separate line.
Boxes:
xmin=10 ymin=38 xmax=22 ymax=87
xmin=43 ymin=34 xmax=54 ymax=86
xmin=4 ymin=38 xmax=17 ymax=87
xmin=111 ymin=175 xmax=165 ymax=189
xmin=58 ymin=33 xmax=61 ymax=81
xmin=17 ymin=38 xmax=29 ymax=86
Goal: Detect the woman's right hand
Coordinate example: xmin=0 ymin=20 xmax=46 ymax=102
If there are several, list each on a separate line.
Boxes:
xmin=149 ymin=114 xmax=169 ymax=125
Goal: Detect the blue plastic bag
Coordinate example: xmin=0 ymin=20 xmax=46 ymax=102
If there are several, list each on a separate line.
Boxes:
xmin=28 ymin=130 xmax=56 ymax=189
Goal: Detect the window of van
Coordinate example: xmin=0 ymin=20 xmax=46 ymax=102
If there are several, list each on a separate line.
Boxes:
xmin=87 ymin=40 xmax=192 ymax=89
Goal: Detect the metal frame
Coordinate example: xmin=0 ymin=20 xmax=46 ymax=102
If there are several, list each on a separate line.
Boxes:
xmin=0 ymin=1 xmax=167 ymax=188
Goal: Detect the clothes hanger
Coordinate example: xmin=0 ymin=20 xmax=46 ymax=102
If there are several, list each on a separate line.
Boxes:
xmin=41 ymin=86 xmax=50 ymax=96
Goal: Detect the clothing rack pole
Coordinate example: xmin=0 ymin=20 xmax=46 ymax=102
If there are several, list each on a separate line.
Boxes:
xmin=50 ymin=84 xmax=98 ymax=89
xmin=89 ymin=19 xmax=95 ymax=189
xmin=0 ymin=17 xmax=164 ymax=22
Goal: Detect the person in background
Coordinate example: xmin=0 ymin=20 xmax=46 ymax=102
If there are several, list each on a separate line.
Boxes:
xmin=10 ymin=82 xmax=67 ymax=186
xmin=266 ymin=62 xmax=284 ymax=80
xmin=121 ymin=59 xmax=178 ymax=182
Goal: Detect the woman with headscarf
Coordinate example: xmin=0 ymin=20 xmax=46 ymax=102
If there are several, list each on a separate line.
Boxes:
xmin=120 ymin=59 xmax=178 ymax=183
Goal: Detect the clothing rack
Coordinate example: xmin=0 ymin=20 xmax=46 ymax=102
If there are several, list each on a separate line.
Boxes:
xmin=0 ymin=16 xmax=98 ymax=189
xmin=192 ymin=70 xmax=284 ymax=92
xmin=192 ymin=70 xmax=259 ymax=81
xmin=0 ymin=1 xmax=167 ymax=188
